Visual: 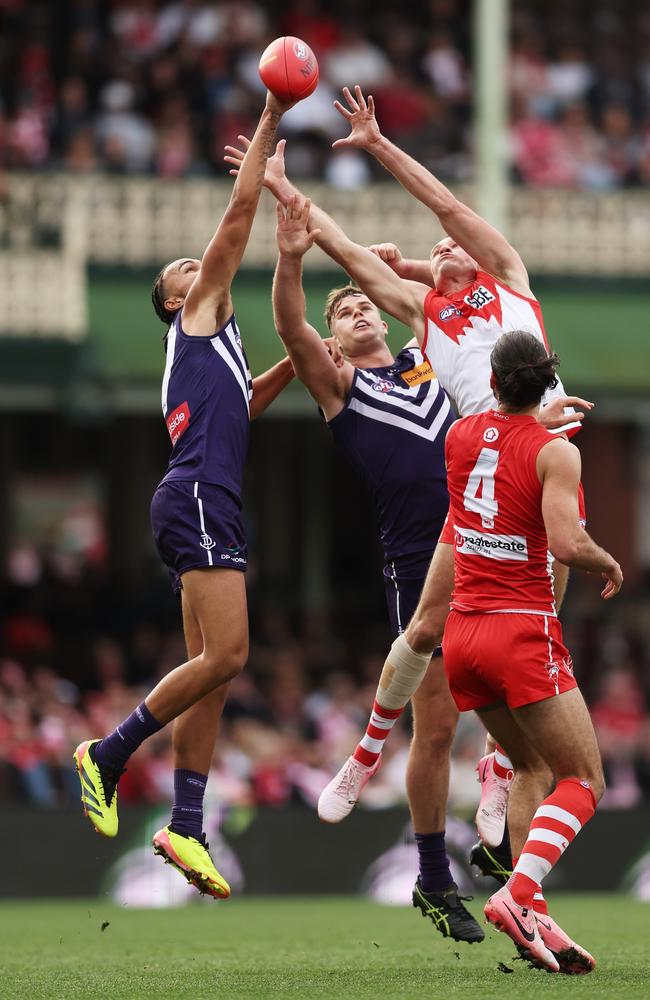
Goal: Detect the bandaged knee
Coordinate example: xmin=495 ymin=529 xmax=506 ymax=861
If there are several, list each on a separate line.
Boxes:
xmin=377 ymin=633 xmax=433 ymax=710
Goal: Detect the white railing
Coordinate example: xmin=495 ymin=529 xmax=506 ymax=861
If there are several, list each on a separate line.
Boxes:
xmin=0 ymin=174 xmax=649 ymax=338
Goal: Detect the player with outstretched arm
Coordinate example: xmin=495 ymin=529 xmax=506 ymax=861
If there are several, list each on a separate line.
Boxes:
xmin=73 ymin=89 xmax=295 ymax=899
xmin=271 ymin=193 xmax=483 ymax=943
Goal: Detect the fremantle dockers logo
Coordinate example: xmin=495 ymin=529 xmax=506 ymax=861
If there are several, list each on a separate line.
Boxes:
xmin=200 ymin=534 xmax=215 ymax=550
xmin=294 ymin=41 xmax=308 ymax=60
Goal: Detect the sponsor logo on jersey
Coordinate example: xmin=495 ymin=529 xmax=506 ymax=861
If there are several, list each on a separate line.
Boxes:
xmin=220 ymin=553 xmax=246 ymax=563
xmin=371 ymin=379 xmax=396 ymax=393
xmin=200 ymin=533 xmax=215 ymax=550
xmin=464 ymin=285 xmax=496 ymax=310
xmin=454 ymin=526 xmax=529 ymax=561
xmin=401 ymin=361 xmax=435 ymax=387
xmin=439 ymin=305 xmax=462 ymax=321
xmin=483 ymin=427 xmax=499 ymax=443
xmin=166 ymin=400 xmax=191 ymax=445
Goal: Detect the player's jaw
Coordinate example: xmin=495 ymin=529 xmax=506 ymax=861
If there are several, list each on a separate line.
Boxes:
xmin=430 ymin=239 xmax=477 ymax=291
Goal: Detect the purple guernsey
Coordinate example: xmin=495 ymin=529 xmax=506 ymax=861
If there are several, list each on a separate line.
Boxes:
xmin=328 ymin=347 xmax=454 ymax=561
xmin=159 ymin=310 xmax=253 ymax=497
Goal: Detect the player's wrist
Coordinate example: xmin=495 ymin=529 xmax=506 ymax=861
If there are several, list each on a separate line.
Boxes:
xmin=278 ymin=246 xmax=306 ymax=262
xmin=369 ymin=133 xmax=389 ymax=156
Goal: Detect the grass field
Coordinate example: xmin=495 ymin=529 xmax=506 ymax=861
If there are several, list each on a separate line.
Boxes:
xmin=1 ymin=895 xmax=648 ymax=1000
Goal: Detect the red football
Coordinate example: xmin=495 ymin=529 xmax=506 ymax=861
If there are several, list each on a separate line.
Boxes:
xmin=258 ymin=36 xmax=319 ymax=103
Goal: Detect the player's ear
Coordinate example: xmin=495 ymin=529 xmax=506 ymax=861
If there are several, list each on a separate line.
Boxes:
xmin=165 ymin=294 xmax=184 ymax=312
xmin=489 ymin=370 xmax=498 ymax=396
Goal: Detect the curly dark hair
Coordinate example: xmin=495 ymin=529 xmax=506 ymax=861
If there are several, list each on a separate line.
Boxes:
xmin=490 ymin=330 xmax=559 ymax=409
xmin=151 ymin=265 xmax=179 ymax=327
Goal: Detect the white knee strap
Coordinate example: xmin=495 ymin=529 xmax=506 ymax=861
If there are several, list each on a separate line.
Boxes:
xmin=377 ymin=633 xmax=433 ymax=710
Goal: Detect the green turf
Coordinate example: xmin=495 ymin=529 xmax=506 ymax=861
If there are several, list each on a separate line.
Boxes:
xmin=1 ymin=895 xmax=648 ymax=999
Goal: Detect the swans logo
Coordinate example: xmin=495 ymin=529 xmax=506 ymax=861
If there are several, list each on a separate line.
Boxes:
xmin=294 ymin=41 xmax=308 ymax=60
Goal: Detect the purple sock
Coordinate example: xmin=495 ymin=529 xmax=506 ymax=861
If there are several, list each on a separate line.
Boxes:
xmin=414 ymin=830 xmax=453 ymax=893
xmin=95 ymin=701 xmax=163 ymax=772
xmin=170 ymin=769 xmax=207 ymax=840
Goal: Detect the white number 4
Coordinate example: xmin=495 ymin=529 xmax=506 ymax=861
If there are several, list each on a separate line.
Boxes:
xmin=463 ymin=447 xmax=499 ymax=528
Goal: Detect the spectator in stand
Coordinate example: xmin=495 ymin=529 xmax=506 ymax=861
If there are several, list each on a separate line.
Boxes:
xmin=324 ymin=24 xmax=392 ymax=92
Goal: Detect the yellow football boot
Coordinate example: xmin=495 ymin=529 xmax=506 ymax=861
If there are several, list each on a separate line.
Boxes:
xmin=153 ymin=826 xmax=231 ymax=898
xmin=73 ymin=739 xmax=121 ymax=838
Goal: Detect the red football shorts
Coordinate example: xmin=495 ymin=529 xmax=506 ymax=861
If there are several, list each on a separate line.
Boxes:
xmin=443 ymin=609 xmax=577 ymax=711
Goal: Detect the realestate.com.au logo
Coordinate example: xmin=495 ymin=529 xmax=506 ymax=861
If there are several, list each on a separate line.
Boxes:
xmin=455 ymin=526 xmax=529 ymax=562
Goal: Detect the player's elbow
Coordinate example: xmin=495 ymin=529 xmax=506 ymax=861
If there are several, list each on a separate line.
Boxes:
xmin=548 ymin=537 xmax=579 ymax=567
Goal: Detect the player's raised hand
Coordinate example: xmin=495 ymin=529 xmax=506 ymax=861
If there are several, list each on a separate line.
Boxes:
xmin=275 ymin=195 xmax=321 ymax=259
xmin=368 ymin=242 xmax=404 ymax=272
xmin=333 ymin=85 xmax=382 ymax=149
xmin=224 ymin=136 xmax=288 ymax=197
xmin=601 ymin=560 xmax=623 ymax=600
xmin=538 ymin=395 xmax=594 ymax=430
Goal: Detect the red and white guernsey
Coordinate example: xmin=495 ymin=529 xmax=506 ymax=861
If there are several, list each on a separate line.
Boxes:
xmin=444 ymin=409 xmax=557 ymax=616
xmin=422 ymin=272 xmax=580 ymax=434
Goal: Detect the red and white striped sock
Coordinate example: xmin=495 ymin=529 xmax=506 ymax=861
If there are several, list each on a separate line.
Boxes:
xmin=353 ymin=700 xmax=403 ymax=768
xmin=507 ymin=778 xmax=597 ymax=907
xmin=494 ymin=744 xmax=514 ymax=778
xmin=533 ymin=886 xmax=549 ymax=916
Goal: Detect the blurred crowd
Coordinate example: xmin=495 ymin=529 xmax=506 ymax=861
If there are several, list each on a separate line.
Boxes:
xmin=1 ymin=553 xmax=650 ymax=815
xmin=0 ymin=0 xmax=649 ymax=188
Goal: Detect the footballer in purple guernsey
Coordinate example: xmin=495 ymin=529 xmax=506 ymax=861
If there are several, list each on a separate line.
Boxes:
xmin=73 ymin=89 xmax=296 ymax=900
xmin=268 ymin=194 xmax=482 ymax=944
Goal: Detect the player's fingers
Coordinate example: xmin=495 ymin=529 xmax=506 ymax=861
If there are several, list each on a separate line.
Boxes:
xmin=275 ymin=201 xmax=284 ymax=223
xmin=355 ymin=85 xmax=366 ymax=109
xmin=342 ymin=85 xmax=359 ymax=111
xmin=368 ymin=94 xmax=375 ymax=115
xmin=275 ymin=138 xmax=286 ymax=156
xmin=333 ymin=100 xmax=353 ymax=120
xmin=562 ymin=396 xmax=594 ymax=409
xmin=545 ymin=413 xmax=583 ymax=428
xmin=308 ymin=228 xmax=322 ymax=245
xmin=237 ymin=135 xmax=252 ymax=148
xmin=223 ymin=146 xmax=244 ymax=159
xmin=301 ymin=198 xmax=312 ymax=222
xmin=331 ymin=137 xmax=351 ymax=149
xmin=228 ymin=169 xmax=238 ymax=177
